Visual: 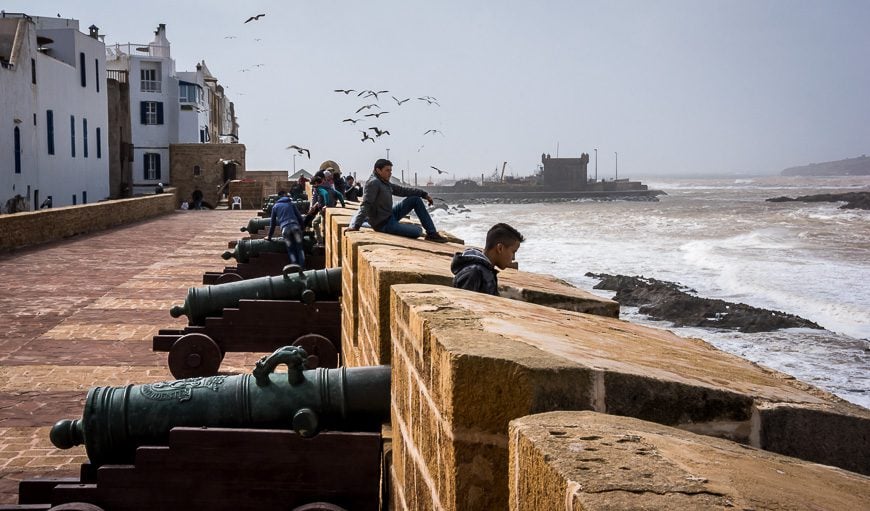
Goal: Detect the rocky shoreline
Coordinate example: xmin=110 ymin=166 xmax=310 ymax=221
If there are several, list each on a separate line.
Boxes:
xmin=766 ymin=191 xmax=870 ymax=210
xmin=586 ymin=273 xmax=823 ymax=333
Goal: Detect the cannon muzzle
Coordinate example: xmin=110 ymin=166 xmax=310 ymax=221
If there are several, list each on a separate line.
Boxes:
xmin=50 ymin=346 xmax=390 ymax=466
xmin=171 ymin=266 xmax=342 ymax=325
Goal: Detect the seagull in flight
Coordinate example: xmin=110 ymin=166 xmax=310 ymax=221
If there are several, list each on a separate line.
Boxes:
xmin=418 ymin=96 xmax=440 ymax=106
xmin=430 ymin=166 xmax=447 ymax=175
xmin=342 ymin=118 xmax=362 ymax=124
xmin=224 ymin=36 xmax=237 ymax=39
xmin=217 ymin=158 xmax=241 ymax=166
xmin=369 ymin=127 xmax=390 ymax=137
xmin=286 ymin=145 xmax=311 ymax=158
xmin=358 ymin=89 xmax=389 ymax=100
xmin=392 ymin=96 xmax=411 ymax=105
xmin=424 ymin=129 xmax=444 ymax=136
xmin=360 ymin=131 xmax=375 ymax=143
xmin=364 ymin=111 xmax=390 ymax=118
xmin=355 ymin=104 xmax=380 ymax=113
xmin=244 ymin=13 xmax=266 ymax=23
xmin=334 ymin=89 xmax=356 ymax=94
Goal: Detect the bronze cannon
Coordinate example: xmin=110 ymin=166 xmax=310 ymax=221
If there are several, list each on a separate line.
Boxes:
xmin=50 ymin=346 xmax=390 ymax=466
xmin=222 ymin=236 xmax=317 ymax=263
xmin=170 ymin=265 xmax=341 ymax=325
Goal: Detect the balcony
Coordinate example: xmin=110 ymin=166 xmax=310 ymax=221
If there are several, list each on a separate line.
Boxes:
xmin=141 ymin=80 xmax=161 ymax=93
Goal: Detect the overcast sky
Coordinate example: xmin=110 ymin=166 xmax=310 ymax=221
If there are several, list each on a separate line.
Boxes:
xmin=8 ymin=0 xmax=870 ymax=179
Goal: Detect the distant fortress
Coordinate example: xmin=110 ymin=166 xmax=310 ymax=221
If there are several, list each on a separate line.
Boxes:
xmin=421 ymin=152 xmax=661 ymax=202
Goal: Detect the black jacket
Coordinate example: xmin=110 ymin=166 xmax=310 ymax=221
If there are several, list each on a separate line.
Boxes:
xmin=451 ymin=248 xmax=499 ymax=296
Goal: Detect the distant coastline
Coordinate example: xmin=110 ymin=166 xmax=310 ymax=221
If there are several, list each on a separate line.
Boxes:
xmin=781 ymin=155 xmax=870 ymax=176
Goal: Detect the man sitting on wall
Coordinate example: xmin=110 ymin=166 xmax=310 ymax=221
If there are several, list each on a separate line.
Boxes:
xmin=346 ymin=158 xmax=447 ymax=242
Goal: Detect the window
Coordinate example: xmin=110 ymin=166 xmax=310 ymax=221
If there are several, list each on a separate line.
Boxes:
xmin=46 ymin=110 xmax=54 ymax=155
xmin=14 ymin=127 xmax=21 ymax=174
xmin=95 ymin=59 xmax=100 ymax=92
xmin=179 ymin=83 xmax=198 ymax=103
xmin=82 ymin=191 xmax=87 ymax=204
xmin=79 ymin=52 xmax=86 ymax=87
xmin=70 ymin=115 xmax=76 ymax=157
xmin=72 ymin=194 xmax=77 ymax=205
xmin=199 ymin=129 xmax=206 ymax=143
xmin=193 ymin=165 xmax=201 ymax=177
xmin=144 ymin=152 xmax=161 ymax=180
xmin=96 ymin=127 xmax=102 ymax=158
xmin=140 ymin=101 xmax=164 ymax=125
xmin=31 ymin=58 xmax=36 ymax=84
xmin=83 ymin=118 xmax=88 ymax=158
xmin=140 ymin=66 xmax=161 ymax=92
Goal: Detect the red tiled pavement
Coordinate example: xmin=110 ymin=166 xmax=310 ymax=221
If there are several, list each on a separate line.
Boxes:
xmin=0 ymin=209 xmax=259 ymax=504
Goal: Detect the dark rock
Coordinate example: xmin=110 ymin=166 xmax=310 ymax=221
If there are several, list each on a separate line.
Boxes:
xmin=765 ymin=191 xmax=870 ymax=210
xmin=585 ymin=273 xmax=823 ymax=333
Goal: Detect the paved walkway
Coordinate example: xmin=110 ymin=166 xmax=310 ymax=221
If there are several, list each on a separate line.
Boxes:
xmin=0 ymin=209 xmax=261 ymax=504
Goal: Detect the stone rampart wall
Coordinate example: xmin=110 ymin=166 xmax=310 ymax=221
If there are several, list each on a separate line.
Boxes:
xmin=319 ymin=204 xmax=870 ymax=510
xmin=0 ymin=191 xmax=177 ymax=253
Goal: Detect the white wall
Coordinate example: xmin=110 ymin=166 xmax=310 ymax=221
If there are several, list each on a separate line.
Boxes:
xmin=32 ymin=23 xmax=110 ymax=207
xmin=0 ymin=18 xmax=38 ymax=209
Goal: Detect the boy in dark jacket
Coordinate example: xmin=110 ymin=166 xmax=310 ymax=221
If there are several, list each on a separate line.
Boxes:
xmin=451 ymin=223 xmax=524 ymax=296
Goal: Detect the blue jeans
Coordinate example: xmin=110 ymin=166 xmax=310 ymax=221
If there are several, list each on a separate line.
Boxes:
xmin=281 ymin=226 xmax=306 ymax=268
xmin=381 ymin=196 xmax=437 ymax=239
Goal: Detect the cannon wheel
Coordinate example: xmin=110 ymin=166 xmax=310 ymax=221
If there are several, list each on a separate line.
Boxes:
xmin=292 ymin=334 xmax=338 ymax=369
xmin=48 ymin=504 xmax=106 ymax=511
xmin=215 ymin=272 xmax=244 ymax=284
xmin=291 ymin=503 xmax=348 ymax=511
xmin=168 ymin=333 xmax=223 ymax=379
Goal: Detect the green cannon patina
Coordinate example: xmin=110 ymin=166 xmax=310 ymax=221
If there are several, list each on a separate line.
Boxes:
xmin=222 ymin=237 xmax=317 ymax=263
xmin=50 ymin=346 xmax=390 ymax=466
xmin=170 ymin=266 xmax=341 ymax=325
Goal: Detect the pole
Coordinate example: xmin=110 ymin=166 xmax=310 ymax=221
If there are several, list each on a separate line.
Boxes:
xmin=614 ymin=152 xmax=618 ymax=181
xmin=293 ymin=154 xmax=297 ymax=174
xmin=594 ymin=148 xmax=598 ymax=181
xmin=386 ymin=148 xmax=390 ymax=160
xmin=401 ymin=169 xmax=405 ymax=185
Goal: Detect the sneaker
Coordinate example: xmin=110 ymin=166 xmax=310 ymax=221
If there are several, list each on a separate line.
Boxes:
xmin=424 ymin=232 xmax=449 ymax=243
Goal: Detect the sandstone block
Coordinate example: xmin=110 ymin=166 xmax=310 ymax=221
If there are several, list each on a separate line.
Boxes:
xmin=389 ymin=284 xmax=870 ymax=510
xmin=510 ymin=411 xmax=870 ymax=511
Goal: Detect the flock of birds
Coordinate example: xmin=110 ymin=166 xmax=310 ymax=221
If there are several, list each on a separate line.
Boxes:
xmin=230 ymin=13 xmax=452 ymax=177
xmin=332 ymin=89 xmax=443 ymax=144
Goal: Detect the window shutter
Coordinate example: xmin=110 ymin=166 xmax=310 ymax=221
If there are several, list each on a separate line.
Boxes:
xmin=140 ymin=102 xmax=147 ymax=124
xmin=156 ymin=102 xmax=164 ymax=125
xmin=143 ymin=153 xmax=148 ymax=180
xmin=156 ymin=154 xmax=162 ymax=180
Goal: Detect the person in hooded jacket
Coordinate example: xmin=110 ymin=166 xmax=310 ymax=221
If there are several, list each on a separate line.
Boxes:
xmin=451 ymin=223 xmax=524 ymax=296
xmin=266 ymin=190 xmax=306 ymax=267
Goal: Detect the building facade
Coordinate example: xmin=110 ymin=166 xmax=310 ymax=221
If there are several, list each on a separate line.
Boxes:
xmin=105 ymin=24 xmax=239 ymax=195
xmin=1 ymin=14 xmax=110 ymax=211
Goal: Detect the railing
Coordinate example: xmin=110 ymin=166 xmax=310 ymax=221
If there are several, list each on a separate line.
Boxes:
xmin=141 ymin=80 xmax=161 ymax=93
xmin=106 ymin=69 xmax=127 ymax=84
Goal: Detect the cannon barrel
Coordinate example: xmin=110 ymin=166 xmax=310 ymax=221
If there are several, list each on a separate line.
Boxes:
xmin=240 ymin=217 xmax=273 ymax=233
xmin=239 ymin=203 xmax=309 ymax=233
xmin=50 ymin=346 xmax=390 ymax=466
xmin=221 ymin=236 xmax=316 ymax=262
xmin=170 ymin=266 xmax=342 ymax=325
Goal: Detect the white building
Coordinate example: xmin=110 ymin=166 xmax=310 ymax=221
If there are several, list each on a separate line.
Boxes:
xmin=105 ymin=24 xmax=237 ymax=195
xmin=0 ymin=13 xmax=110 ymax=210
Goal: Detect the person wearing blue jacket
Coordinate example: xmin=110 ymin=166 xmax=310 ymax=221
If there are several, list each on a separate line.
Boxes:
xmin=266 ymin=190 xmax=306 ymax=267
